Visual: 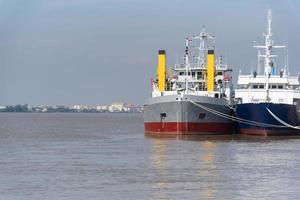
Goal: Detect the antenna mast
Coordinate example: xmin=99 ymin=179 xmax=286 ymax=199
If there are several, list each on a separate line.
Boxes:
xmin=284 ymin=45 xmax=289 ymax=76
xmin=254 ymin=9 xmax=285 ymax=101
xmin=193 ymin=25 xmax=215 ymax=68
xmin=184 ymin=37 xmax=191 ymax=94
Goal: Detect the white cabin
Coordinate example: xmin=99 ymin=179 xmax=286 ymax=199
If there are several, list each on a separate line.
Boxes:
xmin=235 ymin=75 xmax=300 ymax=104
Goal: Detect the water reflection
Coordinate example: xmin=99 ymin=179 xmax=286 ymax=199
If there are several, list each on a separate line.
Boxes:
xmin=146 ymin=134 xmax=300 ymax=199
xmin=148 ymin=135 xmax=221 ymax=200
xmin=198 ymin=141 xmax=218 ymax=199
xmin=145 ymin=134 xmax=300 ymax=142
xmin=145 ymin=134 xmax=235 ymax=141
xmin=150 ymin=139 xmax=169 ymax=200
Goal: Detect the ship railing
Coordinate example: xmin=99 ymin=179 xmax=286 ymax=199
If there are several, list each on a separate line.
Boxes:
xmin=151 ymin=90 xmax=222 ymax=98
xmin=176 ymin=75 xmax=207 ymax=82
xmin=177 ymin=75 xmax=194 ymax=82
xmin=238 ymin=74 xmax=299 ymax=79
xmin=151 ymin=90 xmax=178 ymax=98
xmin=174 ymin=63 xmax=228 ymax=70
xmin=235 ymin=89 xmax=300 ymax=104
xmin=174 ymin=63 xmax=206 ymax=70
xmin=162 ymin=91 xmax=179 ymax=96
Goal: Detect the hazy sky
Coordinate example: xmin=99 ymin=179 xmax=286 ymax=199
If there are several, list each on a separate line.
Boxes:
xmin=0 ymin=0 xmax=300 ymax=106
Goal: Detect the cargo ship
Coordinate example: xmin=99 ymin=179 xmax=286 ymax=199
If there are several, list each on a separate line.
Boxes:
xmin=235 ymin=10 xmax=300 ymax=136
xmin=144 ymin=28 xmax=234 ymax=135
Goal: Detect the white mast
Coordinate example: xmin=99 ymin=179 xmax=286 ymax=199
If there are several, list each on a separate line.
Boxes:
xmin=254 ymin=9 xmax=285 ymax=102
xmin=284 ymin=45 xmax=289 ymax=76
xmin=184 ymin=37 xmax=191 ymax=94
xmin=193 ymin=25 xmax=215 ymax=68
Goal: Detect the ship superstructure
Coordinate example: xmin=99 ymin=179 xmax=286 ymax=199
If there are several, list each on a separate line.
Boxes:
xmin=144 ymin=27 xmax=234 ymax=135
xmin=235 ymin=10 xmax=300 ymax=135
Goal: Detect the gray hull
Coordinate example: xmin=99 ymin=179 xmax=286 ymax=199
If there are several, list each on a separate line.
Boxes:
xmin=144 ymin=94 xmax=234 ymax=135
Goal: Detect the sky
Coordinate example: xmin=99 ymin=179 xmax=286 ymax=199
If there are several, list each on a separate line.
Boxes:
xmin=0 ymin=0 xmax=300 ymax=106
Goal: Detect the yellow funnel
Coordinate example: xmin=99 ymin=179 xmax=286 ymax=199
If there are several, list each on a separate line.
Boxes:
xmin=207 ymin=50 xmax=215 ymax=92
xmin=157 ymin=50 xmax=166 ymax=92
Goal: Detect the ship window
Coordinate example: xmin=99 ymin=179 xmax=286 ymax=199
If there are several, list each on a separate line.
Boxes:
xmin=214 ymin=93 xmax=219 ymax=98
xmin=259 ymin=85 xmax=264 ymax=89
xmin=278 ymin=85 xmax=284 ymax=89
xmin=197 ymin=71 xmax=202 ymax=80
xmin=199 ymin=113 xmax=206 ymax=119
xmin=192 ymin=72 xmax=195 ymax=77
xmin=253 ymin=85 xmax=258 ymax=89
xmin=217 ymin=72 xmax=223 ymax=76
xmin=271 ymin=85 xmax=277 ymax=89
xmin=238 ymin=84 xmax=248 ymax=89
xmin=160 ymin=113 xmax=167 ymax=118
xmin=179 ymin=72 xmax=184 ymax=75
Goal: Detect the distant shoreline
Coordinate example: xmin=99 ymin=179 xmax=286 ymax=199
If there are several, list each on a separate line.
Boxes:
xmin=0 ymin=111 xmax=143 ymax=114
xmin=0 ymin=110 xmax=143 ymax=114
xmin=0 ymin=104 xmax=143 ymax=113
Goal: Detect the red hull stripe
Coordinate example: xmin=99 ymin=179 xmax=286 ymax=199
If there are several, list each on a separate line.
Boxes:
xmin=144 ymin=122 xmax=233 ymax=134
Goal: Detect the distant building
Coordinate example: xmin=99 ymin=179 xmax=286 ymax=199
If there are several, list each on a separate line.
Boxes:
xmin=42 ymin=107 xmax=48 ymax=112
xmin=109 ymin=102 xmax=129 ymax=112
xmin=128 ymin=105 xmax=142 ymax=113
xmin=96 ymin=105 xmax=108 ymax=112
xmin=72 ymin=105 xmax=88 ymax=111
xmin=32 ymin=106 xmax=42 ymax=112
xmin=55 ymin=105 xmax=68 ymax=109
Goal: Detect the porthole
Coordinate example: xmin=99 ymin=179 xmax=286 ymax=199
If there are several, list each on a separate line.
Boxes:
xmin=199 ymin=113 xmax=206 ymax=119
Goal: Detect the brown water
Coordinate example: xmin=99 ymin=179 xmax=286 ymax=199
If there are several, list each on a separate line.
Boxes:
xmin=0 ymin=113 xmax=300 ymax=199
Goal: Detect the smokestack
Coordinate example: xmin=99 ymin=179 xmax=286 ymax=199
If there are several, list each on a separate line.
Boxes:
xmin=157 ymin=50 xmax=166 ymax=92
xmin=207 ymin=50 xmax=215 ymax=92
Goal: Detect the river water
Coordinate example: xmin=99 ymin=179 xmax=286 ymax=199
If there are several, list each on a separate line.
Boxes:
xmin=0 ymin=113 xmax=299 ymax=199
